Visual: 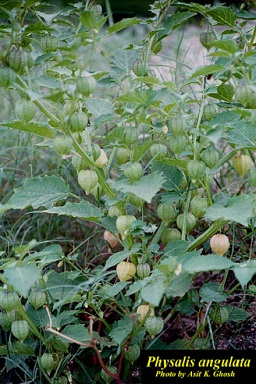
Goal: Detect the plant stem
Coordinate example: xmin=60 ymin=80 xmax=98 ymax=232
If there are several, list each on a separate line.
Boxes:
xmin=184 ymin=302 xmax=212 ymax=349
xmin=151 ymin=221 xmax=167 ymax=245
xmin=248 ymin=25 xmax=256 ymax=50
xmin=182 ymin=187 xmax=192 ymax=240
xmin=105 ymin=0 xmax=114 ymax=26
xmin=202 ymin=175 xmax=213 ymax=206
xmin=163 ymin=306 xmax=177 ymax=324
xmin=17 ymin=301 xmax=43 ymax=341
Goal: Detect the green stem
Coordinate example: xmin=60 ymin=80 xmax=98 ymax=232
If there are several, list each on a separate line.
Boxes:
xmin=184 ymin=302 xmax=212 ymax=349
xmin=105 ymin=0 xmax=114 ymax=26
xmin=82 ymin=127 xmax=92 ymax=152
xmin=16 ymin=301 xmax=44 ymax=341
xmin=227 ymin=283 xmax=241 ymax=295
xmin=143 ymin=1 xmax=172 ymax=68
xmin=135 ymin=306 xmax=156 ymax=334
xmin=105 ymin=145 xmax=117 ymax=177
xmin=214 ymin=148 xmax=237 ymax=169
xmin=196 ymin=105 xmax=205 ymax=131
xmin=248 ymin=25 xmax=256 ymax=50
xmin=163 ymin=306 xmax=177 ymax=325
xmin=125 ymin=234 xmax=134 ymax=251
xmin=181 ymin=187 xmax=192 ymax=241
xmin=184 ymin=323 xmax=206 ymax=349
xmin=151 ymin=222 xmax=167 ymax=245
xmin=0 ymin=273 xmax=9 ymax=285
xmin=202 ymin=175 xmax=213 ymax=206
xmin=220 ymin=223 xmax=235 ymax=289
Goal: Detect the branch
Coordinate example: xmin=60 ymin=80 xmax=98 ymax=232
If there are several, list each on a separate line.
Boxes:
xmin=44 ymin=306 xmax=124 ymax=383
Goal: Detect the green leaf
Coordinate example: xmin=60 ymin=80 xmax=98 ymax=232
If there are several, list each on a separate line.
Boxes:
xmin=0 ymin=341 xmax=35 ymax=355
xmin=157 ymin=256 xmax=179 ymax=274
xmin=232 ymin=260 xmax=256 ymax=288
xmin=155 ymin=159 xmax=188 ymax=171
xmin=205 ymin=194 xmax=256 ymax=226
xmin=56 ymin=310 xmax=80 ymax=328
xmin=183 ymin=254 xmax=234 ymax=273
xmin=177 ymin=292 xmax=198 ymax=316
xmin=151 ymin=162 xmax=184 ymax=191
xmin=108 ymin=17 xmax=141 ymax=33
xmin=106 ymin=126 xmax=124 ymax=142
xmin=132 ymin=141 xmax=153 ymax=162
xmin=110 ymin=49 xmax=138 ymax=82
xmin=118 ymin=89 xmax=156 ymax=105
xmin=164 ymin=240 xmax=190 ymax=257
xmin=134 ymin=76 xmax=161 ymax=85
xmin=141 ymin=275 xmax=166 ymax=306
xmin=0 ymin=176 xmax=70 ymax=213
xmin=12 ymin=341 xmax=35 ymax=355
xmin=26 ymin=306 xmax=49 ymax=328
xmin=102 ymin=282 xmax=129 ymax=297
xmin=228 ymin=122 xmax=256 ymax=148
xmin=80 ymin=10 xmax=99 ymax=29
xmin=95 ymin=113 xmax=115 ymax=126
xmin=3 ymin=262 xmax=41 ymax=297
xmin=62 ymin=324 xmax=90 ymax=343
xmin=200 ymin=282 xmax=228 ymax=303
xmin=190 ymin=64 xmax=225 ymax=79
xmin=208 ymin=39 xmax=238 ymax=55
xmin=226 ymin=305 xmax=250 ymax=323
xmin=24 ymin=244 xmax=63 ymax=267
xmin=24 ymin=0 xmax=42 ymax=8
xmin=34 ymin=75 xmax=62 ymax=89
xmin=235 ymin=9 xmax=256 ymax=20
xmin=207 ymin=6 xmax=237 ymax=27
xmin=109 ymin=316 xmax=133 ymax=345
xmin=126 ymin=280 xmax=144 ymax=296
xmin=0 ymin=345 xmax=8 ymax=355
xmin=100 ymin=216 xmax=117 ymax=233
xmin=111 ymin=48 xmax=138 ymax=76
xmin=0 ymin=121 xmax=54 ymax=138
xmin=165 ymin=271 xmax=193 ymax=297
xmin=113 ymin=172 xmax=166 ymax=203
xmin=244 ymin=51 xmax=256 ymax=67
xmin=158 ymin=11 xmax=197 ymax=40
xmin=46 ymin=271 xmax=83 ymax=308
xmin=208 ymin=110 xmax=240 ymax=127
xmin=216 ymin=83 xmax=234 ymax=102
xmin=171 ymin=2 xmax=206 ymax=13
xmin=24 ymin=20 xmax=51 ymax=34
xmin=37 ymin=11 xmax=59 ymax=25
xmin=104 ymin=246 xmax=139 ymax=270
xmin=45 ymin=201 xmax=102 ymax=222
xmin=86 ymin=98 xmax=114 ymax=118
xmin=14 ymin=239 xmax=38 ymax=258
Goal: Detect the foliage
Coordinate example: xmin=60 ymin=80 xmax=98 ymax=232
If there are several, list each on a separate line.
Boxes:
xmin=0 ymin=0 xmax=256 ymax=383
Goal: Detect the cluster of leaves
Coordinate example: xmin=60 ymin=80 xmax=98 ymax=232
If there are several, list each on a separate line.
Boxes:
xmin=0 ymin=0 xmax=256 ymax=383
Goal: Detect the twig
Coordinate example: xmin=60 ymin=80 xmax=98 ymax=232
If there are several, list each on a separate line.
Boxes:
xmin=44 ymin=306 xmax=124 ymax=384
